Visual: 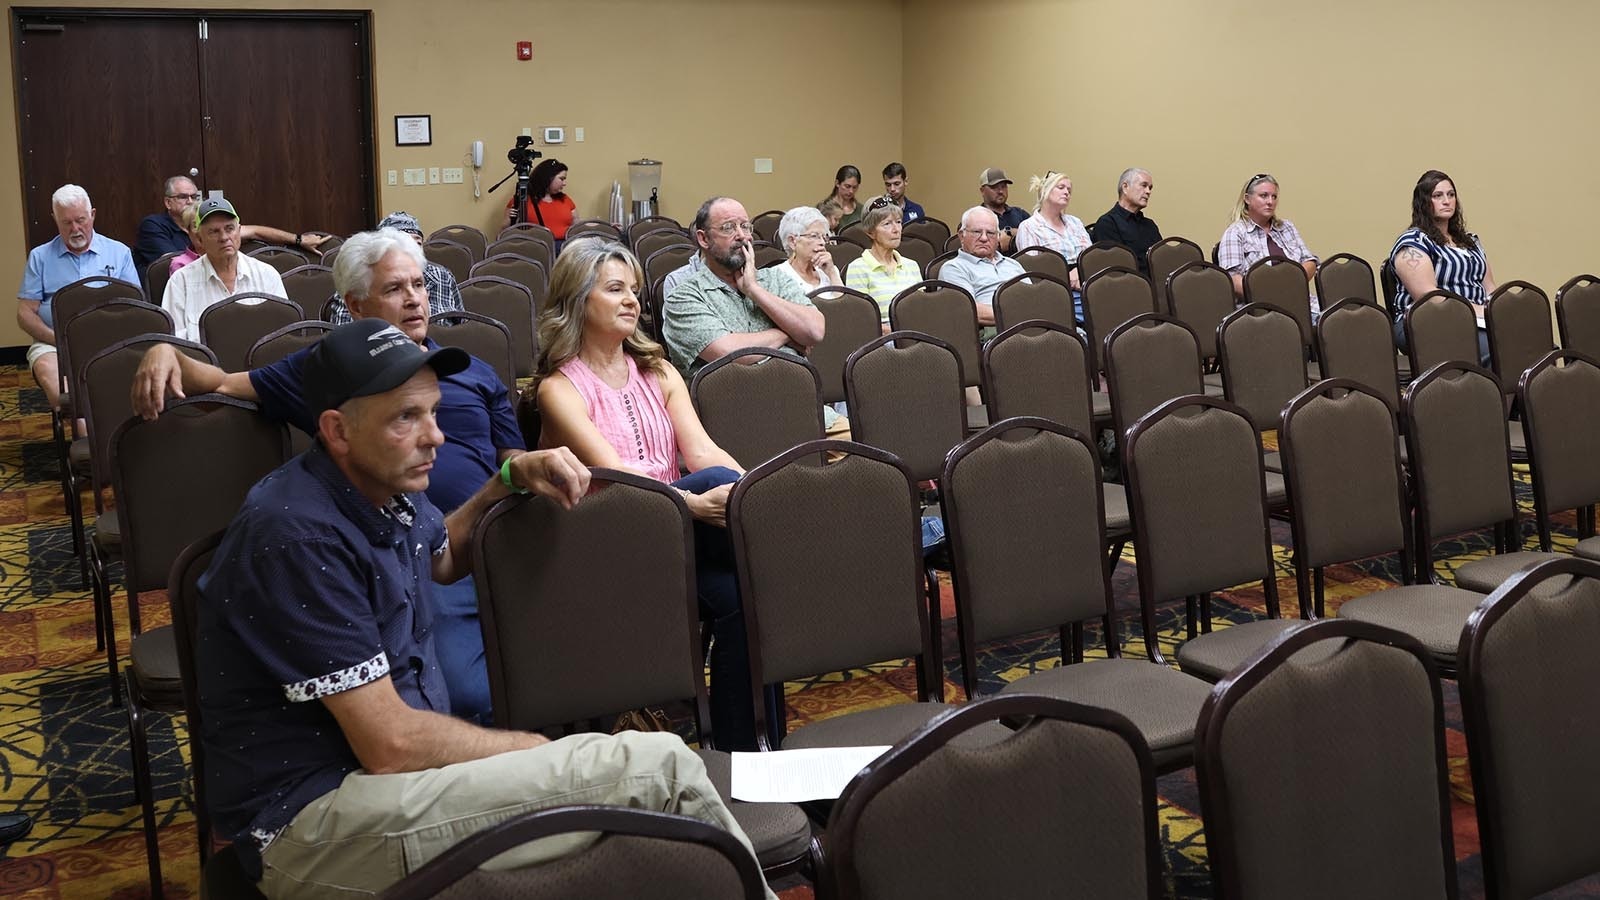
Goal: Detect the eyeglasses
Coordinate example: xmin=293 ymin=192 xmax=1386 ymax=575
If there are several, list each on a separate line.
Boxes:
xmin=706 ymin=220 xmax=755 ymax=236
xmin=167 ymin=192 xmax=202 ymax=201
xmin=963 ymin=229 xmax=999 ymax=239
xmin=799 ymin=231 xmax=829 ymax=242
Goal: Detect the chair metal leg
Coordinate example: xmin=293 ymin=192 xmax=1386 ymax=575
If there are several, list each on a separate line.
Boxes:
xmin=922 ymin=567 xmax=942 ymax=700
xmin=124 ymin=670 xmax=165 ymax=900
xmin=1199 ymin=593 xmax=1213 ymax=633
xmin=1184 ymin=595 xmax=1198 ymax=640
xmin=1312 ymin=568 xmax=1326 ymax=619
xmin=1070 ymin=621 xmax=1084 ymax=663
xmin=92 ymin=549 xmax=123 ymax=706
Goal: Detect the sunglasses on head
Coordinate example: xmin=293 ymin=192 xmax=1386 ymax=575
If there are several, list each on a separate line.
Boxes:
xmin=868 ymin=196 xmax=894 ymax=211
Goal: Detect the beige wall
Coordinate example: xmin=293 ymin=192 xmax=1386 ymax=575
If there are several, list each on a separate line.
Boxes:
xmin=905 ymin=0 xmax=1596 ymax=304
xmin=0 ymin=0 xmax=903 ymax=347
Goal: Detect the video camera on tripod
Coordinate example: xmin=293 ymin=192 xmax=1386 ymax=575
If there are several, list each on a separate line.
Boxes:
xmin=489 ymin=135 xmax=544 ymax=225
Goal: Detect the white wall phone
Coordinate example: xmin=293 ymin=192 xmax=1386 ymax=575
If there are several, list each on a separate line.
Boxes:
xmin=470 ymin=140 xmax=484 ymax=168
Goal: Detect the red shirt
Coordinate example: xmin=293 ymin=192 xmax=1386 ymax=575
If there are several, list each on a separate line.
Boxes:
xmin=508 ymin=193 xmax=576 ymax=239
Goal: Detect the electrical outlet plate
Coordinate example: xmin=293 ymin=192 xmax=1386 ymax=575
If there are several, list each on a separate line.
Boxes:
xmin=574 ymin=126 xmax=584 ymax=142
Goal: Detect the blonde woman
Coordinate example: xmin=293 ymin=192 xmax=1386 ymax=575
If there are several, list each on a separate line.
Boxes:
xmin=534 ymin=237 xmax=760 ymax=749
xmin=844 ymin=197 xmax=922 ymax=327
xmin=1015 ymin=171 xmax=1093 ymax=317
xmin=1216 ymin=172 xmax=1318 ymax=307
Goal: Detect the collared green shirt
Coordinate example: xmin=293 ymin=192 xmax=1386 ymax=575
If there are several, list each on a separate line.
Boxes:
xmin=661 ymin=262 xmax=814 ymax=376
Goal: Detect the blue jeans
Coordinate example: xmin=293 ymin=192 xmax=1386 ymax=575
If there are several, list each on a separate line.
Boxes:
xmin=430 ymin=575 xmax=492 ymax=725
xmin=674 ymin=466 xmax=769 ymax=750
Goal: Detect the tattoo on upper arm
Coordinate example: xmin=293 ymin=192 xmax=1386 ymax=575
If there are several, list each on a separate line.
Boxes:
xmin=1396 ymin=248 xmax=1428 ymax=269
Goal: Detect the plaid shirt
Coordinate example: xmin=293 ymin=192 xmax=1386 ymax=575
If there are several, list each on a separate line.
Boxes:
xmin=328 ymin=261 xmax=464 ymax=324
xmin=1015 ymin=211 xmax=1092 ymax=263
xmin=1218 ymin=218 xmax=1318 ymax=313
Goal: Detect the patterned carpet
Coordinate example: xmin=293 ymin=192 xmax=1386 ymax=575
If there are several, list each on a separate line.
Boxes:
xmin=0 ymin=362 xmax=1593 ymax=898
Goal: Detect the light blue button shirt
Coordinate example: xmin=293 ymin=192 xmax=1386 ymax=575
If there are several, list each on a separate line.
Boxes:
xmin=18 ymin=233 xmax=139 ymax=330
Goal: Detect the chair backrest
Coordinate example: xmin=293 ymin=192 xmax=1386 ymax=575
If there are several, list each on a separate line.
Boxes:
xmin=1147 ymin=236 xmax=1204 ymax=311
xmin=1165 ymin=260 xmax=1236 ymax=359
xmin=469 ymin=253 xmax=548 ymax=313
xmin=750 ymin=209 xmax=784 ymax=245
xmin=309 ymin=232 xmax=343 ymax=260
xmin=690 ymin=348 xmax=824 ymax=470
xmin=246 ymin=320 xmax=332 ymax=368
xmin=729 ymin=441 xmax=937 ymax=738
xmin=487 ymin=234 xmax=553 ymax=271
xmin=887 ymin=281 xmax=981 ymax=388
xmin=1242 ymin=255 xmax=1314 ymax=350
xmin=806 ymin=286 xmax=881 ymax=404
xmin=944 ymin=420 xmax=1112 ymax=654
xmin=278 ymin=264 xmax=336 ymax=314
xmin=845 ymin=332 xmax=967 ymax=482
xmin=457 ymin=275 xmax=537 ymax=378
xmin=146 ymin=252 xmax=181 ymax=302
xmin=246 ymin=245 xmax=310 ymax=275
xmin=1124 ymin=396 xmax=1277 ymax=659
xmin=1196 ymin=619 xmax=1456 ymax=900
xmin=197 ymin=292 xmax=304 ymax=372
xmin=423 ymin=238 xmax=473 ymax=282
xmin=1555 ymin=273 xmax=1600 ymax=359
xmin=382 ymin=805 xmax=767 ymax=900
xmin=943 ymin=233 xmax=962 ymax=254
xmin=824 ymin=695 xmax=1161 ymax=900
xmin=472 ymin=471 xmax=707 ymax=732
xmin=992 ymin=272 xmax=1075 ymax=333
xmin=1013 ymin=246 xmax=1069 ymax=282
xmin=902 ymin=216 xmax=950 ymax=250
xmin=1280 ymin=380 xmax=1408 ymax=574
xmin=167 ymin=530 xmax=224 ymax=852
xmin=567 ymin=219 xmax=621 ymax=242
xmin=838 ymin=223 xmax=873 ymax=249
xmin=1315 ymin=299 xmax=1402 ymax=410
xmin=1518 ymin=351 xmax=1600 ymax=546
xmin=428 ymin=224 xmax=487 ymax=263
xmin=1218 ymin=303 xmax=1308 ymax=432
xmin=981 ymin=321 xmax=1093 ymax=435
xmin=111 ymin=394 xmax=289 ymax=593
xmin=1081 ymin=265 xmax=1157 ymax=376
xmin=633 ymin=228 xmax=692 ymax=263
xmin=1403 ymin=362 xmax=1514 ymax=542
xmin=82 ymin=334 xmax=217 ymax=495
xmin=499 ymin=221 xmax=557 ymax=254
xmin=897 ymin=235 xmax=937 ymax=273
xmin=1077 ymin=241 xmax=1138 ymax=282
xmin=1103 ymin=313 xmax=1203 ymax=440
xmin=319 ymin=245 xmax=342 ymax=272
xmin=826 ymin=239 xmax=865 ymax=273
xmin=53 ymin=276 xmax=147 ymax=393
xmin=1484 ymin=280 xmax=1555 ymax=392
xmin=1314 ymin=252 xmax=1378 ymax=310
xmin=644 ymin=244 xmax=697 ymax=297
xmin=428 ymin=310 xmax=515 ymax=391
xmin=60 ymin=298 xmax=172 ymax=409
xmin=752 ymin=242 xmax=786 ymax=269
xmin=1404 ymin=290 xmax=1480 ymax=377
xmin=925 ymin=249 xmax=956 ymax=281
xmin=1459 ymin=557 xmax=1600 ymax=900
xmin=628 ymin=215 xmax=683 ymax=247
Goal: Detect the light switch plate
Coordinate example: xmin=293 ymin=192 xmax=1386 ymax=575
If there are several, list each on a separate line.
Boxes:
xmin=574 ymin=127 xmax=584 ymax=142
xmin=387 ymin=170 xmax=398 ymax=186
xmin=403 ymin=168 xmax=426 ymax=186
xmin=441 ymin=167 xmax=464 ymax=184
xmin=428 ymin=167 xmax=441 ymax=184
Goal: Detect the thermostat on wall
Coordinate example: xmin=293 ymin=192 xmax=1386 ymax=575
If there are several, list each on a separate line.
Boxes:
xmin=543 ymin=126 xmax=565 ymax=144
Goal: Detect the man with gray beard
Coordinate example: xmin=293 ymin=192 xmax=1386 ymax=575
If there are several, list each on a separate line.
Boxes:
xmin=661 ymin=196 xmax=825 ymax=377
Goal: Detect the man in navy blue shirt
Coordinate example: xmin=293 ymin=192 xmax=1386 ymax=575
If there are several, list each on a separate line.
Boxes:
xmin=196 ymin=318 xmax=768 ymax=897
xmin=131 ymin=228 xmax=520 ymax=722
xmin=879 ymin=162 xmax=926 ymax=223
xmin=132 ymin=174 xmax=331 ymax=277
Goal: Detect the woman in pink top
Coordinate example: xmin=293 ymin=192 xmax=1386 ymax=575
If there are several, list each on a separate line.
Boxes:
xmin=535 ymin=238 xmax=761 ymax=747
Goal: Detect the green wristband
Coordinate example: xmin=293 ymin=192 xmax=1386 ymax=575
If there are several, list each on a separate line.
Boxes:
xmin=500 ymin=455 xmax=529 ymax=493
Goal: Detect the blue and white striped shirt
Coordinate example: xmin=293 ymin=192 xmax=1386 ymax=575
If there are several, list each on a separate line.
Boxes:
xmin=1389 ymin=227 xmax=1487 ymax=311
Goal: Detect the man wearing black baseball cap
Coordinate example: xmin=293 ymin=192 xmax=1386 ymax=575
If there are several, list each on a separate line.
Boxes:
xmin=188 ymin=319 xmax=772 ymax=898
xmin=132 ymin=227 xmax=528 ymax=723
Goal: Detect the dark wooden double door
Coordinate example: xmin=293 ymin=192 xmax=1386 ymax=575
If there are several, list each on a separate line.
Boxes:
xmin=14 ymin=10 xmax=375 ymax=252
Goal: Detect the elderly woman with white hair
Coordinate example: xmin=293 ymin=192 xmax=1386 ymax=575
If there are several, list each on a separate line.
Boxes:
xmin=774 ymin=205 xmax=841 ymax=294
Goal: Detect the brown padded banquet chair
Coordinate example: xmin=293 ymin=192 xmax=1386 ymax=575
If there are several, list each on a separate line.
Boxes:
xmin=691 ymin=348 xmax=825 ymax=470
xmin=819 ymin=695 xmax=1162 ymax=900
xmin=1196 ymin=619 xmax=1458 ymax=900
